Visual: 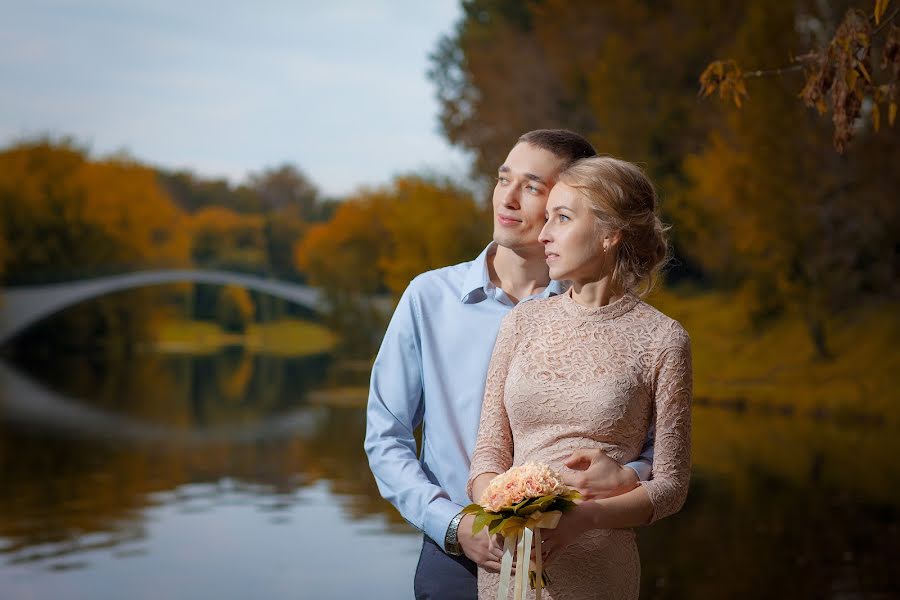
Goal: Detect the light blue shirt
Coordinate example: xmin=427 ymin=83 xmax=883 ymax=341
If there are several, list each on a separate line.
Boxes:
xmin=364 ymin=243 xmax=654 ymax=549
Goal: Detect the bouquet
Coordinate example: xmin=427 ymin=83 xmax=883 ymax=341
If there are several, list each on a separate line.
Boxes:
xmin=463 ymin=462 xmax=580 ymax=599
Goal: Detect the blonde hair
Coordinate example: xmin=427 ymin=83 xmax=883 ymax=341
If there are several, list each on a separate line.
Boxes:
xmin=559 ymin=156 xmax=670 ymax=296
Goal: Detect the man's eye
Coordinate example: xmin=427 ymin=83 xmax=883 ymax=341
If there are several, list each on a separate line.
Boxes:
xmin=525 ymin=184 xmax=540 ymax=195
xmin=497 ymin=176 xmax=509 ymax=185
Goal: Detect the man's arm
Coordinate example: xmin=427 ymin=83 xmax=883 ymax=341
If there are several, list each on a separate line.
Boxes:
xmin=364 ymin=285 xmax=459 ymax=546
xmin=627 ymin=421 xmax=655 ymax=481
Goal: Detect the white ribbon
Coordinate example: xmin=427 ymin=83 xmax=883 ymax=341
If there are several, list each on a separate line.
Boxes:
xmin=495 ymin=511 xmax=561 ymax=600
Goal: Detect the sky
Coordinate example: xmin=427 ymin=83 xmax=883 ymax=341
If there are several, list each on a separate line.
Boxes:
xmin=1 ymin=0 xmax=470 ymax=197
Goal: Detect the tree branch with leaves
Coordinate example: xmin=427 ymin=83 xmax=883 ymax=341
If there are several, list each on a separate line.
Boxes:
xmin=700 ymin=0 xmax=900 ymax=151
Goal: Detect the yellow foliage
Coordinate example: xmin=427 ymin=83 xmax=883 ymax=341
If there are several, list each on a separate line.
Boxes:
xmin=295 ymin=196 xmax=388 ymax=294
xmin=379 ymin=176 xmax=489 ymax=295
xmin=76 ymin=159 xmax=191 ymax=264
xmin=188 ymin=206 xmax=267 ymax=267
xmin=0 ymin=140 xmax=190 ymax=273
xmin=295 ymin=175 xmax=488 ymax=298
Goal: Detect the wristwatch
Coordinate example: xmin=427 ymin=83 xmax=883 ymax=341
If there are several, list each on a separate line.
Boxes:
xmin=444 ymin=511 xmax=465 ymax=556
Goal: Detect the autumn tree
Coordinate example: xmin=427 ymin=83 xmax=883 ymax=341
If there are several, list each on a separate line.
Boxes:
xmin=428 ymin=0 xmax=745 ymax=282
xmin=248 ymin=164 xmax=324 ymax=221
xmin=294 ymin=193 xmax=390 ymax=356
xmin=700 ymin=0 xmax=900 ymax=151
xmin=0 ymin=138 xmax=190 ymax=353
xmin=160 ymin=165 xmax=324 ymax=281
xmin=158 ymin=170 xmax=259 ymax=214
xmin=430 ymin=0 xmax=899 ymax=357
xmin=429 ymin=0 xmax=743 ymax=182
xmin=683 ymin=0 xmax=900 ymax=357
xmin=250 ymin=164 xmax=330 ymax=282
xmin=188 ymin=206 xmax=267 ymax=271
xmin=295 ymin=175 xmax=488 ymax=356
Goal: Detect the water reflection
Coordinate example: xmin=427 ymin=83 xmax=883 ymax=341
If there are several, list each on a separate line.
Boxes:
xmin=0 ymin=351 xmax=416 ymax=599
xmin=1 ymin=350 xmax=898 ymax=598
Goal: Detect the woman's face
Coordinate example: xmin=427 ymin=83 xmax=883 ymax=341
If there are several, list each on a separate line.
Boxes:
xmin=538 ymin=182 xmax=611 ymax=284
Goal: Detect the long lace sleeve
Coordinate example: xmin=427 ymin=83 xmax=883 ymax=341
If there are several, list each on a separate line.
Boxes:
xmin=466 ymin=308 xmax=519 ymax=500
xmin=640 ymin=326 xmax=692 ymax=523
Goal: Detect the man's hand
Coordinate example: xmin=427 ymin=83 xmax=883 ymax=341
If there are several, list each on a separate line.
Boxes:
xmin=458 ymin=514 xmax=503 ymax=572
xmin=562 ymin=448 xmax=639 ymax=500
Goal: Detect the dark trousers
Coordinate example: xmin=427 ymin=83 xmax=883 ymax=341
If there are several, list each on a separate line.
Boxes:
xmin=413 ymin=535 xmax=478 ymax=600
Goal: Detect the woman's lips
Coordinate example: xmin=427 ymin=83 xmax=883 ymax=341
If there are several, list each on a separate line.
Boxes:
xmin=545 ymin=252 xmax=559 ymax=262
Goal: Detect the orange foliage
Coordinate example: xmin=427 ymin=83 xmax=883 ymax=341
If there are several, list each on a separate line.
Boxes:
xmin=188 ymin=206 xmax=267 ymax=268
xmin=294 ymin=176 xmax=488 ymax=298
xmin=0 ymin=140 xmax=190 ymax=276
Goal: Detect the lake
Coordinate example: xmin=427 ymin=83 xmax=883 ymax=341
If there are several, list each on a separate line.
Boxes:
xmin=1 ymin=349 xmax=897 ymax=598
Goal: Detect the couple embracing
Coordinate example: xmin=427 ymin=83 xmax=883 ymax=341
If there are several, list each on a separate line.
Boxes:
xmin=365 ymin=129 xmax=692 ymax=600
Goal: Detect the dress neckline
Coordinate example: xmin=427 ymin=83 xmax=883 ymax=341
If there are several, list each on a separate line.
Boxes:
xmin=558 ymin=287 xmax=640 ymax=321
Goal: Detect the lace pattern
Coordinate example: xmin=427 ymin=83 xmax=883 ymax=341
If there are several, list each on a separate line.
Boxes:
xmin=467 ymin=291 xmax=692 ymax=599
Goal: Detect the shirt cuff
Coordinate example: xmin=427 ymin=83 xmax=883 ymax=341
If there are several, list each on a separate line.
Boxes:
xmin=423 ymin=497 xmax=464 ymax=550
xmin=624 ymin=460 xmax=651 ymax=482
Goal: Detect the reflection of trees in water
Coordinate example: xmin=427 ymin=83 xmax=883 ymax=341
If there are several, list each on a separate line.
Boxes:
xmin=0 ymin=351 xmax=401 ymax=566
xmin=692 ymin=405 xmax=900 ymax=507
xmin=3 ymin=355 xmax=898 ymax=591
xmin=638 ymin=468 xmax=899 ymax=598
xmin=632 ymin=405 xmax=900 ymax=597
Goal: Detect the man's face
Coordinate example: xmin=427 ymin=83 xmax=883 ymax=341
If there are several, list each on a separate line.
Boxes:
xmin=492 ymin=142 xmax=567 ymax=256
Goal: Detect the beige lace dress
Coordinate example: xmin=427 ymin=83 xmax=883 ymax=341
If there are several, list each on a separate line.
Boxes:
xmin=467 ymin=290 xmax=692 ymax=600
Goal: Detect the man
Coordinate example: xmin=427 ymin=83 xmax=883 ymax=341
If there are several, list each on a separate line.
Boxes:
xmin=365 ymin=130 xmax=654 ymax=599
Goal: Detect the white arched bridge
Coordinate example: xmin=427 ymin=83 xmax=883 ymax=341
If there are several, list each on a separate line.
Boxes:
xmin=0 ymin=269 xmax=324 ymax=345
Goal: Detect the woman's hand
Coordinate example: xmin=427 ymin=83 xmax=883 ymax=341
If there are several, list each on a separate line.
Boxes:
xmin=469 ymin=472 xmax=498 ymax=506
xmin=539 ymin=503 xmax=597 ymax=566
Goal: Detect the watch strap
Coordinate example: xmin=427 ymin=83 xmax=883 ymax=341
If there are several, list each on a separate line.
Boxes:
xmin=444 ymin=511 xmax=465 ymax=556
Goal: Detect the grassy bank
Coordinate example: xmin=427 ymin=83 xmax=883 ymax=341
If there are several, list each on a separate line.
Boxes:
xmin=152 ymin=318 xmax=339 ymax=357
xmin=648 ymin=288 xmax=898 ymax=420
xmin=152 ymin=291 xmax=897 ymax=418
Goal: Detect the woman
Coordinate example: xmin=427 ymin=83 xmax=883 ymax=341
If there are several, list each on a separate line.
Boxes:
xmin=467 ymin=156 xmax=692 ymax=599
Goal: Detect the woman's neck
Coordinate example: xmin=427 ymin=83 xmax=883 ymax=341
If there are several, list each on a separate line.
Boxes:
xmin=569 ymin=277 xmax=625 ymax=308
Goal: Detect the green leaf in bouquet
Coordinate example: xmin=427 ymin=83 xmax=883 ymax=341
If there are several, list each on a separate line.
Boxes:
xmin=552 ymin=497 xmax=578 ymax=512
xmin=461 ymin=503 xmax=483 ymax=515
xmin=497 ymin=516 xmax=526 ymax=536
xmin=517 ymin=503 xmax=543 ymax=516
xmin=531 ymin=494 xmax=559 ymax=511
xmin=511 ymin=497 xmax=532 ymax=512
xmin=561 ymin=490 xmax=582 ymax=502
xmin=472 ymin=510 xmax=499 ymax=535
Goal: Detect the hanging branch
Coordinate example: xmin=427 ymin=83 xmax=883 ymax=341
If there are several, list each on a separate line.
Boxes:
xmin=699 ymin=1 xmax=900 ymax=152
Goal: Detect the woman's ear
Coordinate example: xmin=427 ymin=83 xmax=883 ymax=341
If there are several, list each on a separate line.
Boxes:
xmin=605 ymin=230 xmax=623 ymax=249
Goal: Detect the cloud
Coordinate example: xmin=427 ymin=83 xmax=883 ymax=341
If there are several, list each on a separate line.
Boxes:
xmin=0 ymin=0 xmax=468 ymax=196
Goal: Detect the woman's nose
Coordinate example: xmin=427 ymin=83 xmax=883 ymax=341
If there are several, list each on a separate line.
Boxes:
xmin=538 ymin=222 xmax=551 ymax=244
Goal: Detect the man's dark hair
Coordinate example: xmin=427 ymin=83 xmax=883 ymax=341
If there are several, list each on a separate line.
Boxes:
xmin=517 ymin=129 xmax=597 ymax=166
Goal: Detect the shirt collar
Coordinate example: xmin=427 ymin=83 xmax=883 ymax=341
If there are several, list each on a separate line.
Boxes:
xmin=460 ymin=241 xmax=565 ymax=304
